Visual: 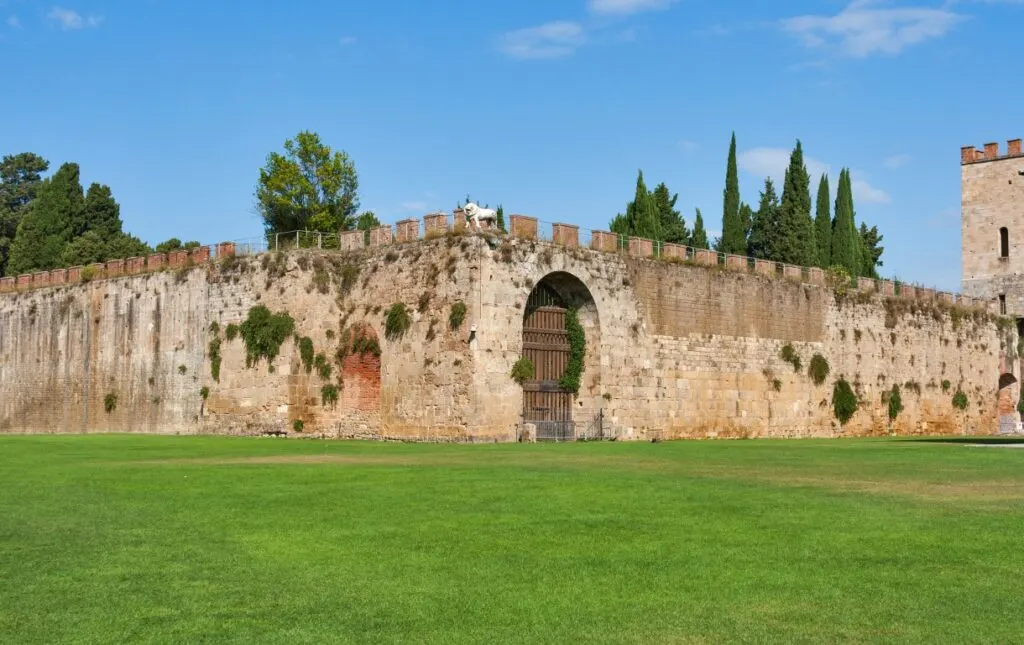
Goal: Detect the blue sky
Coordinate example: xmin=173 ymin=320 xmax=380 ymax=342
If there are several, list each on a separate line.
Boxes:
xmin=2 ymin=0 xmax=1022 ymax=291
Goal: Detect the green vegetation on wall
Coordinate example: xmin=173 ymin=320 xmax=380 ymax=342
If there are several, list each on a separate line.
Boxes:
xmin=385 ymin=303 xmax=411 ymax=341
xmin=808 ymin=354 xmax=830 ymax=386
xmin=449 ymin=301 xmax=467 ymax=331
xmin=239 ymin=305 xmax=296 ymax=368
xmin=208 ymin=337 xmax=222 ymax=383
xmin=558 ymin=308 xmax=586 ymax=394
xmin=511 ymin=358 xmax=535 ymax=385
xmin=832 ymin=378 xmax=858 ymax=425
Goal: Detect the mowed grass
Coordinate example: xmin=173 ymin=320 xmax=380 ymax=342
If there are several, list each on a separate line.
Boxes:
xmin=2 ymin=436 xmax=1024 ymax=644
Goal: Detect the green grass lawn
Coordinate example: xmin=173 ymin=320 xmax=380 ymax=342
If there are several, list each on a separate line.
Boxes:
xmin=2 ymin=435 xmax=1023 ymax=644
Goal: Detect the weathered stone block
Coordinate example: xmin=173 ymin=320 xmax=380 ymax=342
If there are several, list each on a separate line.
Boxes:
xmin=147 ymin=253 xmax=166 ymax=270
xmin=807 ymin=267 xmax=825 ymax=286
xmin=216 ymin=242 xmax=236 ymax=259
xmin=783 ymin=265 xmax=802 ymax=281
xmin=126 ymin=257 xmax=145 ymax=275
xmin=395 ymin=218 xmax=420 ymax=243
xmin=857 ymin=277 xmax=875 ymax=293
xmin=959 ymin=295 xmax=975 ymax=308
xmin=16 ymin=274 xmax=31 ymax=290
xmin=695 ymin=249 xmax=716 ymax=266
xmin=510 ymin=215 xmax=538 ymax=240
xmin=917 ymin=288 xmax=935 ymax=301
xmin=33 ymin=271 xmax=50 ymax=287
xmin=662 ymin=243 xmax=685 ymax=260
xmin=191 ymin=246 xmax=210 ymax=264
xmin=0 ymin=277 xmax=13 ymax=292
xmin=754 ymin=259 xmax=773 ymax=277
xmin=423 ymin=213 xmax=448 ymax=237
xmin=900 ymin=285 xmax=917 ymax=300
xmin=939 ymin=292 xmax=954 ymax=304
xmin=67 ymin=266 xmax=82 ymax=282
xmin=725 ymin=255 xmax=746 ymax=271
xmin=369 ymin=225 xmax=393 ymax=247
xmin=590 ymin=230 xmax=618 ymax=253
xmin=168 ymin=250 xmax=188 ymax=268
xmin=552 ymin=223 xmax=579 ymax=247
xmin=106 ymin=259 xmax=124 ymax=277
xmin=50 ymin=269 xmax=67 ymax=285
xmin=339 ymin=230 xmax=364 ymax=251
xmin=628 ymin=238 xmax=653 ymax=258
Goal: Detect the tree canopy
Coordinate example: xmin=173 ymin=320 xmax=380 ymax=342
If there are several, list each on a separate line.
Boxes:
xmin=256 ymin=130 xmax=359 ymax=240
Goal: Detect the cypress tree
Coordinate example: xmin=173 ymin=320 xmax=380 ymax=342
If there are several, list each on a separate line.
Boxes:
xmin=7 ymin=162 xmax=82 ymax=275
xmin=690 ymin=208 xmax=709 ymax=249
xmin=75 ymin=183 xmax=122 ymax=238
xmin=814 ymin=174 xmax=831 ymax=267
xmin=495 ymin=205 xmax=506 ymax=233
xmin=739 ymin=202 xmax=753 ymax=243
xmin=776 ymin=140 xmax=815 ymax=266
xmin=830 ymin=169 xmax=859 ymax=276
xmin=859 ymin=222 xmax=884 ymax=278
xmin=720 ymin=132 xmax=743 ymax=254
xmin=652 ymin=182 xmax=688 ymax=244
xmin=747 ymin=178 xmax=779 ymax=260
xmin=628 ymin=171 xmax=661 ymax=240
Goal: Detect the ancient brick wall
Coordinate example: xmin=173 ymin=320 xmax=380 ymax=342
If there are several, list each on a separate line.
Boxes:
xmin=0 ymin=233 xmax=1013 ymax=441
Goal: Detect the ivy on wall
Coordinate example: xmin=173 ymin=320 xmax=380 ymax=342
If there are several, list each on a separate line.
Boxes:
xmin=558 ymin=308 xmax=586 ymax=394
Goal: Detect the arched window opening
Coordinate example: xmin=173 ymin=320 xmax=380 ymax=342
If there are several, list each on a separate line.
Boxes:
xmin=1000 ymin=227 xmax=1009 ymax=258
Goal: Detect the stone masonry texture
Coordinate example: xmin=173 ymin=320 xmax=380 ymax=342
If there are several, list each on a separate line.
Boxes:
xmin=0 ymin=232 xmax=1016 ymax=441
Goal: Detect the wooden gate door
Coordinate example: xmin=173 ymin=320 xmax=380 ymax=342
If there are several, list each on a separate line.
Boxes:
xmin=522 ymin=284 xmax=575 ymax=441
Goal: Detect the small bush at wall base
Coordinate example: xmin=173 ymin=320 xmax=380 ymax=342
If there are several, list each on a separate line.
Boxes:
xmin=952 ymin=390 xmax=969 ymax=411
xmin=385 ymin=303 xmax=411 ymax=341
xmin=292 ymin=419 xmax=304 ymax=433
xmin=103 ymin=392 xmax=118 ymax=414
xmin=450 ymin=301 xmax=467 ymax=330
xmin=832 ymin=378 xmax=858 ymax=425
xmin=80 ymin=266 xmax=97 ymax=282
xmin=321 ymin=384 xmax=339 ymax=408
xmin=885 ymin=385 xmax=903 ymax=422
xmin=511 ymin=357 xmax=535 ymax=385
xmin=808 ymin=354 xmax=830 ymax=386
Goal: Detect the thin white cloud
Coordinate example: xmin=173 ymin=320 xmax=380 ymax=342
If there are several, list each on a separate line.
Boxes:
xmin=7 ymin=14 xmax=20 ymax=28
xmin=738 ymin=147 xmax=891 ymax=205
xmin=399 ymin=201 xmax=428 ymax=212
xmin=781 ymin=0 xmax=964 ymax=57
xmin=47 ymin=7 xmax=102 ymax=30
xmin=499 ymin=21 xmax=584 ymax=60
xmin=678 ymin=140 xmax=699 ymax=152
xmin=339 ymin=36 xmax=357 ymax=46
xmin=587 ymin=0 xmax=678 ymax=15
xmin=883 ymin=153 xmax=912 ymax=169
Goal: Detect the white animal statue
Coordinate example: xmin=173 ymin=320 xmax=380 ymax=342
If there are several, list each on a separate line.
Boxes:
xmin=463 ymin=202 xmax=497 ymax=230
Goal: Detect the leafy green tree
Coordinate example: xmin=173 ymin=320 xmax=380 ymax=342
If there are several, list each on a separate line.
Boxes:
xmin=60 ymin=230 xmax=108 ymax=266
xmin=0 ymin=152 xmax=49 ymax=276
xmin=747 ymin=178 xmax=780 ymax=260
xmin=7 ymin=163 xmax=82 ymax=274
xmin=356 ymin=211 xmax=380 ymax=245
xmin=652 ymin=182 xmax=688 ymax=244
xmin=814 ymin=174 xmax=831 ymax=268
xmin=830 ymin=169 xmax=860 ymax=277
xmin=74 ymin=183 xmax=122 ymax=238
xmin=690 ymin=208 xmax=709 ymax=249
xmin=155 ymin=238 xmax=200 ymax=253
xmin=859 ymin=222 xmax=884 ymax=279
xmin=720 ymin=132 xmax=744 ymax=254
xmin=105 ymin=233 xmax=152 ymax=260
xmin=776 ymin=140 xmax=816 ymax=266
xmin=256 ymin=130 xmax=359 ymax=239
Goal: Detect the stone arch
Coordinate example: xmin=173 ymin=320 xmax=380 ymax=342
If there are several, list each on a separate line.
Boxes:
xmin=520 ymin=271 xmax=601 ymax=439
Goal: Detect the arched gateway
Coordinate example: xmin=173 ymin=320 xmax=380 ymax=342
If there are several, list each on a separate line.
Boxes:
xmin=521 ymin=272 xmax=600 ymax=441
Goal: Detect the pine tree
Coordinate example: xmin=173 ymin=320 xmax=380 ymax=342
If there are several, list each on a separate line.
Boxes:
xmin=739 ymin=202 xmax=753 ymax=243
xmin=7 ymin=163 xmax=82 ymax=275
xmin=652 ymin=182 xmax=688 ymax=244
xmin=814 ymin=174 xmax=831 ymax=268
xmin=720 ymin=132 xmax=744 ymax=254
xmin=830 ymin=169 xmax=859 ymax=277
xmin=0 ymin=152 xmax=49 ymax=277
xmin=690 ymin=208 xmax=709 ymax=249
xmin=859 ymin=222 xmax=884 ymax=278
xmin=776 ymin=140 xmax=815 ymax=266
xmin=747 ymin=178 xmax=779 ymax=260
xmin=75 ymin=183 xmax=122 ymax=238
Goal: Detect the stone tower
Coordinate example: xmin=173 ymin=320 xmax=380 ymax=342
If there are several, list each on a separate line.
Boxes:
xmin=961 ymin=138 xmax=1024 ymax=316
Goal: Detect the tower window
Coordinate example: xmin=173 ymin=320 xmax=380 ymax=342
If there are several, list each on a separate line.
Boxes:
xmin=1000 ymin=227 xmax=1009 ymax=258
xmin=1000 ymin=294 xmax=1007 ymax=315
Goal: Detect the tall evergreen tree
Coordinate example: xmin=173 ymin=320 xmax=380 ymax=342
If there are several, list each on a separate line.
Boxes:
xmin=747 ymin=178 xmax=780 ymax=260
xmin=776 ymin=140 xmax=816 ymax=266
xmin=739 ymin=202 xmax=753 ymax=243
xmin=495 ymin=205 xmax=506 ymax=233
xmin=859 ymin=222 xmax=884 ymax=279
xmin=74 ymin=183 xmax=122 ymax=238
xmin=814 ymin=174 xmax=831 ymax=268
xmin=830 ymin=169 xmax=859 ymax=276
xmin=0 ymin=152 xmax=49 ymax=276
xmin=7 ymin=163 xmax=83 ymax=275
xmin=720 ymin=132 xmax=744 ymax=254
xmin=652 ymin=182 xmax=688 ymax=243
xmin=690 ymin=208 xmax=709 ymax=249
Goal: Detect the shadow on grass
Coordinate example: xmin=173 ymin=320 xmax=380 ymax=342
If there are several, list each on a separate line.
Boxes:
xmin=897 ymin=436 xmax=1024 ymax=445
